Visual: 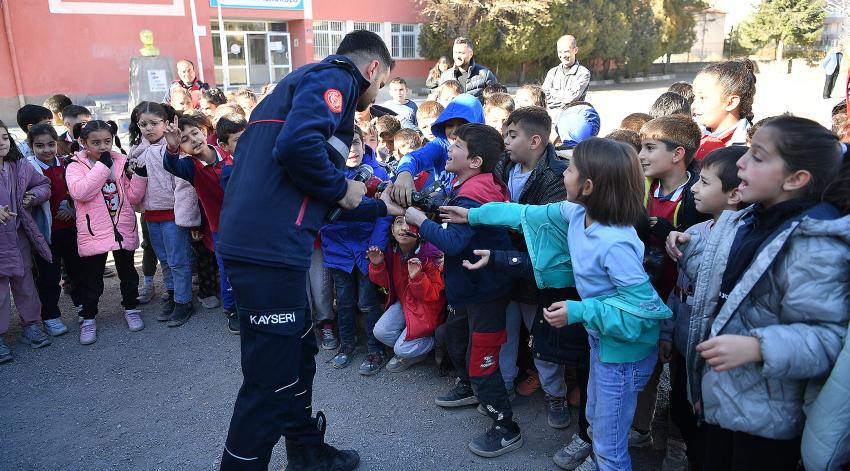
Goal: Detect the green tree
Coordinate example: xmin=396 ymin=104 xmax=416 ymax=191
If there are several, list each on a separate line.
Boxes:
xmin=625 ymin=0 xmax=663 ymax=76
xmin=653 ymin=0 xmax=706 ymax=62
xmin=739 ymin=0 xmax=826 ymax=61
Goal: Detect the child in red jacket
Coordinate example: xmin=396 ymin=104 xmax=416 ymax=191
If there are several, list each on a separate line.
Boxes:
xmin=367 ymin=215 xmax=445 ymax=373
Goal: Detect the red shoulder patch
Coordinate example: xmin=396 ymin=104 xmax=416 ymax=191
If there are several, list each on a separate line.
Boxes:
xmin=324 ymin=88 xmax=343 ymax=113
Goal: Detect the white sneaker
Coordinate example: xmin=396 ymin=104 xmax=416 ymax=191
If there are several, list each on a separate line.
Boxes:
xmin=137 ymin=282 xmax=155 ymax=304
xmin=124 ymin=309 xmax=144 ymax=332
xmin=554 ymin=434 xmax=593 ymax=470
xmin=574 ymin=455 xmax=597 ymax=471
xmin=43 ymin=318 xmax=69 ymax=336
xmin=80 ymin=320 xmax=97 ymax=345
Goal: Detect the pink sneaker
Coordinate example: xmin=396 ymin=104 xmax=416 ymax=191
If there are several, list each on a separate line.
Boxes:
xmin=124 ymin=310 xmax=144 ymax=332
xmin=80 ymin=320 xmax=97 ymax=345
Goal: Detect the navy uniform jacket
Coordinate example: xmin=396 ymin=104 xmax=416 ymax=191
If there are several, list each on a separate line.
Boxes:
xmin=217 ymin=55 xmax=371 ymax=269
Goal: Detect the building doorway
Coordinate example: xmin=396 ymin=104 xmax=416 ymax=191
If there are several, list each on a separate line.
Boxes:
xmin=212 ymin=20 xmax=292 ymax=88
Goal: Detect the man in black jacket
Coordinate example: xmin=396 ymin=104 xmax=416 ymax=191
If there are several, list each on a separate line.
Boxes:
xmin=439 ymin=37 xmax=498 ymax=98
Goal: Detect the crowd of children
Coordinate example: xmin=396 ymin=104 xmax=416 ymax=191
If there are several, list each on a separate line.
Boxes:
xmin=1 ymin=55 xmax=849 ymax=471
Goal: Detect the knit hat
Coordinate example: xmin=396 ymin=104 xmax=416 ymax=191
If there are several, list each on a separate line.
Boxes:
xmin=556 ymin=104 xmax=601 ymax=148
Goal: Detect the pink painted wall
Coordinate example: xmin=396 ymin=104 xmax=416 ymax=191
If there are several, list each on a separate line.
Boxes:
xmin=0 ymin=0 xmax=432 ymax=114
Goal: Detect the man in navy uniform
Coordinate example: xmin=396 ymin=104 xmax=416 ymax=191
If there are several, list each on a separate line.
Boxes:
xmin=216 ymin=31 xmax=396 ymax=470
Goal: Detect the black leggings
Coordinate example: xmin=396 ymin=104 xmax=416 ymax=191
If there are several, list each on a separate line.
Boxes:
xmin=78 ymin=250 xmax=139 ymax=319
xmin=703 ymin=423 xmax=801 ymax=471
xmin=140 ymin=218 xmax=158 ymax=278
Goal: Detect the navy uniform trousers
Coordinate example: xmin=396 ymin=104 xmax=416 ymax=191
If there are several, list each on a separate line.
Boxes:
xmin=219 ymin=260 xmax=321 ymax=470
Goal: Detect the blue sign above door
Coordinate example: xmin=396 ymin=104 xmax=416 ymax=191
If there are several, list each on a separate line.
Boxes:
xmin=209 ymin=0 xmax=305 ymax=10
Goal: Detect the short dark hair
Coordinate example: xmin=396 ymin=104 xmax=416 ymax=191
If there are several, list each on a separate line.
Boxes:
xmin=389 ymin=77 xmax=407 ymax=87
xmin=43 ymin=94 xmax=72 ymax=114
xmin=178 ymin=116 xmax=205 ymax=133
xmin=336 ymin=30 xmax=395 ymax=71
xmin=216 ymin=113 xmax=247 ymax=144
xmin=505 ymin=106 xmax=551 ymax=143
xmin=620 ymin=113 xmax=653 ymax=133
xmin=61 ymin=104 xmax=92 ymax=120
xmin=483 ymin=92 xmax=515 ymax=114
xmin=700 ymin=146 xmax=746 ymax=193
xmin=376 ymin=115 xmax=401 ymax=139
xmin=181 ymin=109 xmax=214 ymax=133
xmin=438 ymin=80 xmax=463 ymax=96
xmin=16 ymin=104 xmax=53 ymax=130
xmin=668 ymin=82 xmax=694 ymax=105
xmin=639 ymin=115 xmax=702 ymax=166
xmin=202 ymin=88 xmax=228 ymax=106
xmin=517 ymin=84 xmax=546 ymax=108
xmin=571 ymin=138 xmax=645 ymax=226
xmin=605 ymin=128 xmax=641 ymax=153
xmin=649 ymin=92 xmax=691 ymax=118
xmin=482 ymin=83 xmax=508 ymax=98
xmin=455 ymin=123 xmax=504 ymax=174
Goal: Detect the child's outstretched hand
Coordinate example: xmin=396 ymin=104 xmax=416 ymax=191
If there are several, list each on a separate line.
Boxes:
xmin=543 ymin=301 xmax=568 ymax=328
xmin=407 ymin=258 xmax=422 ymax=278
xmin=366 ymin=246 xmax=384 ymax=266
xmin=697 ymin=334 xmax=762 ymax=372
xmin=665 ymin=231 xmax=692 ymax=262
xmin=462 ymin=249 xmax=490 ymax=271
xmin=405 ymin=207 xmax=427 ymax=227
xmin=440 ymin=206 xmax=469 ymax=224
xmin=163 ymin=115 xmax=182 ymax=154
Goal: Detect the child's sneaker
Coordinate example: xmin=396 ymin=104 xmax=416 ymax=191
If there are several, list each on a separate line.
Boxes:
xmin=226 ymin=310 xmax=240 ymax=335
xmin=435 ymin=379 xmax=479 ymax=407
xmin=0 ymin=339 xmax=13 ymax=363
xmin=124 ymin=310 xmax=145 ymax=332
xmin=103 ymin=266 xmax=116 ymax=278
xmin=332 ymin=344 xmax=355 ymax=369
xmin=553 ymin=434 xmax=592 ymax=470
xmin=21 ymin=324 xmax=51 ymax=348
xmin=661 ymin=438 xmax=688 ymax=471
xmin=199 ymin=295 xmax=220 ymax=309
xmin=43 ymin=318 xmax=69 ymax=336
xmin=628 ymin=428 xmax=652 ymax=448
xmin=477 ymin=389 xmax=516 ymax=415
xmin=167 ymin=302 xmax=195 ymax=327
xmin=319 ymin=323 xmax=339 ymax=350
xmin=574 ymin=455 xmax=597 ymax=471
xmin=516 ymin=368 xmax=541 ymax=396
xmin=80 ymin=320 xmax=97 ymax=345
xmin=468 ymin=422 xmax=523 ymax=458
xmin=545 ymin=394 xmax=571 ymax=429
xmin=385 ymin=353 xmax=427 ymax=373
xmin=137 ymin=281 xmax=155 ymax=304
xmin=358 ymin=351 xmax=387 ymax=376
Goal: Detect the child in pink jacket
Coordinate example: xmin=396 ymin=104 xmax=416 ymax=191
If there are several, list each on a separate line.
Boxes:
xmin=65 ymin=120 xmax=147 ymax=345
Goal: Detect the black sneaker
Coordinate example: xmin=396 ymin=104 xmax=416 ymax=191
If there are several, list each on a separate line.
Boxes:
xmin=319 ymin=323 xmax=339 ymax=350
xmin=468 ymin=422 xmax=523 ymax=458
xmin=158 ymin=291 xmax=175 ymax=322
xmin=332 ymin=344 xmax=355 ymax=369
xmin=167 ymin=301 xmax=195 ymax=327
xmin=435 ymin=380 xmax=479 ymax=407
xmin=226 ymin=310 xmax=240 ymax=335
xmin=358 ymin=351 xmax=386 ymax=376
xmin=545 ymin=394 xmax=572 ymax=429
xmin=282 ymin=411 xmax=359 ymax=471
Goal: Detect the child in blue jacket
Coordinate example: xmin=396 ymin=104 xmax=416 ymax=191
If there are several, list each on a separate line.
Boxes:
xmin=322 ymin=128 xmax=390 ymax=375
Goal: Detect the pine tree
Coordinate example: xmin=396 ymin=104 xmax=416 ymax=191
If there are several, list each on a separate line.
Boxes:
xmin=739 ymin=0 xmax=826 ymax=61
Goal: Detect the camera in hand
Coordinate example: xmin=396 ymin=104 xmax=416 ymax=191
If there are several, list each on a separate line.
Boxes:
xmin=328 ymin=164 xmax=375 ymax=222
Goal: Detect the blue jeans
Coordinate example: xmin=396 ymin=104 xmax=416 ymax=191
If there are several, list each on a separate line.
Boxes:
xmin=586 ymin=334 xmax=657 ymax=471
xmin=212 ymin=232 xmax=235 ymax=311
xmin=147 ymin=220 xmax=193 ymax=304
xmin=373 ymin=301 xmax=434 ymax=358
xmin=329 ymin=267 xmax=382 ymax=353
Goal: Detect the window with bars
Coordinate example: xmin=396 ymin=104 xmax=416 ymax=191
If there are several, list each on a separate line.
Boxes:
xmin=353 ymin=21 xmax=383 ymax=34
xmin=313 ymin=20 xmax=345 ymax=60
xmin=391 ymin=23 xmax=418 ymax=59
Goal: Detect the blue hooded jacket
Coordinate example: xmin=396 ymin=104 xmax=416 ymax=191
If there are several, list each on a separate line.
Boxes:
xmin=395 ymin=94 xmax=484 ymax=191
xmin=321 ymin=146 xmax=390 ymax=275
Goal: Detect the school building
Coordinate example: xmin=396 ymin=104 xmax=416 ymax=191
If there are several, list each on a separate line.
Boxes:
xmin=0 ymin=0 xmax=433 ymax=121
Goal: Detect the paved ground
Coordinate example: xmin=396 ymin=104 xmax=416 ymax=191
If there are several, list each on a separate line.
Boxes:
xmin=1 ymin=67 xmax=833 ymax=470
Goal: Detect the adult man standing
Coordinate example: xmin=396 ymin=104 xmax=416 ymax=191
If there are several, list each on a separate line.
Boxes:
xmin=164 ymin=59 xmax=209 ymax=108
xmin=823 ymin=46 xmax=843 ymax=99
xmin=440 ymin=37 xmax=498 ymax=98
xmin=541 ymin=35 xmax=591 ymax=110
xmin=216 ymin=31 xmax=398 ymax=471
